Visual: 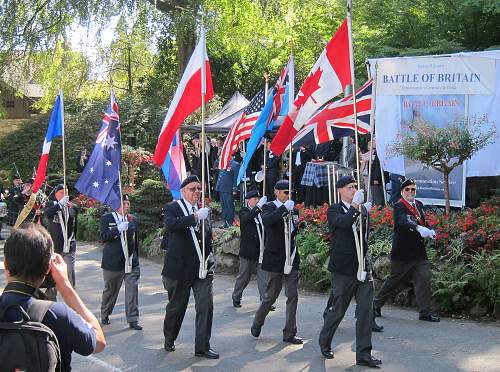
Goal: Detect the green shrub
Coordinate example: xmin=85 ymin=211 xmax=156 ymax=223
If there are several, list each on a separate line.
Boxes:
xmin=76 ymin=207 xmax=101 ymax=241
xmin=297 ymin=228 xmax=331 ymax=290
xmin=140 ymin=227 xmax=165 ymax=258
xmin=130 ymin=179 xmax=172 ymax=240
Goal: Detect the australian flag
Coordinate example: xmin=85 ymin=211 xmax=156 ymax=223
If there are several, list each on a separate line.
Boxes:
xmin=76 ymin=91 xmax=122 ymax=210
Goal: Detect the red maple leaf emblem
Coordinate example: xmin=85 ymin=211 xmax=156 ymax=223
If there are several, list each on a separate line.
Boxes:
xmin=295 ymin=68 xmax=323 ymax=110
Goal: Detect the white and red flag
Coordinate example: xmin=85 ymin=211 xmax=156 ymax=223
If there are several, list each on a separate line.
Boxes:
xmin=153 ymin=29 xmax=214 ymax=167
xmin=32 ymin=92 xmax=64 ymax=193
xmin=270 ymin=19 xmax=352 ymax=155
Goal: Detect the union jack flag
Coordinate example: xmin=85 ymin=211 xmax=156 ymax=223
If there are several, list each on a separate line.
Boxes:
xmin=218 ymin=90 xmax=265 ymax=170
xmin=289 ymin=79 xmax=373 ymax=149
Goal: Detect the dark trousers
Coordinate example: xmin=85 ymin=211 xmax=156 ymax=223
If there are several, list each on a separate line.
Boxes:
xmin=100 ymin=266 xmax=141 ymax=322
xmin=252 ymin=270 xmax=299 ymax=339
xmin=219 ymin=191 xmax=234 ymax=227
xmin=162 ymin=275 xmax=214 ymax=352
xmin=370 ymin=184 xmax=385 ymax=206
xmin=374 ymin=259 xmax=432 ymax=315
xmin=319 ymin=272 xmax=373 ymax=360
xmin=232 ymin=259 xmax=268 ymax=302
xmin=265 ymin=173 xmax=278 ymax=199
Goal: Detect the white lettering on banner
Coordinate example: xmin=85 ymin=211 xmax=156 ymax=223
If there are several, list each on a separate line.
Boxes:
xmin=376 ymin=56 xmax=495 ymax=95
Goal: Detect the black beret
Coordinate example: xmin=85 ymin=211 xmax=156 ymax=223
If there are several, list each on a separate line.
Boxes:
xmin=180 ymin=175 xmax=200 ymax=189
xmin=274 ymin=179 xmax=289 ymax=190
xmin=245 ymin=190 xmax=260 ymax=199
xmin=13 ymin=174 xmax=21 ymax=180
xmin=24 ymin=178 xmax=34 ymax=184
xmin=122 ymin=194 xmax=130 ymax=201
xmin=400 ymin=178 xmax=416 ymax=190
xmin=54 ymin=184 xmax=65 ymax=192
xmin=336 ymin=175 xmax=356 ymax=189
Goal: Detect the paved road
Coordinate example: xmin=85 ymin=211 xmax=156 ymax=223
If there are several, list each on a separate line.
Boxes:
xmin=1 ymin=232 xmax=499 ymax=371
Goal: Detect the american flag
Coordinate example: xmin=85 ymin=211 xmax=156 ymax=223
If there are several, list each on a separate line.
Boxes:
xmin=76 ymin=91 xmax=123 ymax=210
xmin=289 ymin=79 xmax=373 ymax=149
xmin=218 ymin=90 xmax=265 ymax=170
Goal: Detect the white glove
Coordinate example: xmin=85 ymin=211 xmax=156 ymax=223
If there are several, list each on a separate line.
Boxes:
xmin=58 ymin=195 xmax=69 ymax=207
xmin=429 ymin=229 xmax=436 ymax=240
xmin=256 ymin=196 xmax=267 ymax=209
xmin=284 ymin=200 xmax=295 ymax=211
xmin=416 ymin=225 xmax=433 ymax=238
xmin=352 ymin=189 xmax=365 ymax=205
xmin=363 ymin=201 xmax=372 ymax=212
xmin=197 ymin=207 xmax=210 ymax=220
xmin=117 ymin=221 xmax=129 ymax=232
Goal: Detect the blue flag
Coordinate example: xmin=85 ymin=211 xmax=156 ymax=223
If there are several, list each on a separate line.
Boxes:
xmin=76 ymin=91 xmax=123 ymax=210
xmin=237 ymin=58 xmax=293 ymax=185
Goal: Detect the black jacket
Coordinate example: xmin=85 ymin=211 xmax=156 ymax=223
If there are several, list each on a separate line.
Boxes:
xmin=161 ymin=200 xmax=213 ymax=281
xmin=327 ymin=202 xmax=369 ymax=276
xmin=391 ymin=199 xmax=428 ymax=261
xmin=238 ymin=205 xmax=264 ymax=261
xmin=100 ymin=213 xmax=139 ymax=271
xmin=44 ymin=201 xmax=78 ymax=253
xmin=261 ymin=202 xmax=300 ymax=273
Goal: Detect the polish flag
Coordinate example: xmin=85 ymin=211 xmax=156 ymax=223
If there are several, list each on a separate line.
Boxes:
xmin=32 ymin=92 xmax=64 ymax=193
xmin=153 ymin=30 xmax=214 ymax=167
xmin=270 ymin=19 xmax=351 ymax=156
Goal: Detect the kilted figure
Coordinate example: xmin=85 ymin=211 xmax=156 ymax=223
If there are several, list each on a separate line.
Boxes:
xmin=161 ymin=175 xmax=219 ymax=359
xmin=318 ymin=176 xmax=382 ymax=367
xmin=251 ymin=179 xmax=303 ymax=345
xmin=100 ymin=196 xmax=142 ymax=330
xmin=231 ymin=190 xmax=269 ymax=308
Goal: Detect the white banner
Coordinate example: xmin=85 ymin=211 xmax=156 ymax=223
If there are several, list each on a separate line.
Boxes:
xmin=376 ymin=56 xmax=495 ymax=95
xmin=369 ymin=51 xmax=500 ymax=181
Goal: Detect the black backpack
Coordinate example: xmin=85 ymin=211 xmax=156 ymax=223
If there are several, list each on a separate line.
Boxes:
xmin=0 ymin=283 xmax=61 ymax=372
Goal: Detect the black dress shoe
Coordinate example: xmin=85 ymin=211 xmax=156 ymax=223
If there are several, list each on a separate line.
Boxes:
xmin=129 ymin=321 xmax=143 ymax=330
xmin=356 ymin=355 xmax=382 ymax=367
xmin=372 ymin=321 xmax=384 ymax=332
xmin=251 ymin=325 xmax=261 ymax=338
xmin=233 ymin=299 xmax=242 ymax=308
xmin=419 ymin=313 xmax=440 ymax=322
xmin=269 ymin=305 xmax=276 ymax=311
xmin=283 ymin=336 xmax=303 ymax=344
xmin=164 ymin=340 xmax=175 ymax=352
xmin=101 ymin=317 xmax=110 ymax=325
xmin=373 ymin=305 xmax=382 ymax=318
xmin=320 ymin=346 xmax=334 ymax=359
xmin=195 ymin=349 xmax=219 ymax=359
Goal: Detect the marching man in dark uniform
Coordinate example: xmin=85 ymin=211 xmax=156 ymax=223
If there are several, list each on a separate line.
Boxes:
xmin=161 ymin=175 xmax=218 ymax=359
xmin=232 ymin=190 xmax=269 ymax=308
xmin=318 ymin=176 xmax=382 ymax=367
xmin=44 ymin=184 xmax=79 ymax=300
xmin=99 ymin=196 xmax=142 ymax=330
xmin=251 ymin=179 xmax=303 ymax=345
xmin=7 ymin=175 xmax=24 ymax=225
xmin=373 ymin=178 xmax=440 ymax=322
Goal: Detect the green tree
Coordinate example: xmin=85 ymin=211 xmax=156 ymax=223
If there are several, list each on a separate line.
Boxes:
xmin=390 ymin=117 xmax=495 ymax=214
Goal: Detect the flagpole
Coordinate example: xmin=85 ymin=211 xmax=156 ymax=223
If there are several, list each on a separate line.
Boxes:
xmin=200 ymin=18 xmax=208 ymax=278
xmin=263 ymin=72 xmax=269 ymax=196
xmin=287 ymin=51 xmax=295 ymax=270
xmin=347 ymin=0 xmax=366 ymax=281
xmin=111 ymin=89 xmax=131 ymax=274
xmin=60 ymin=90 xmax=67 ymax=195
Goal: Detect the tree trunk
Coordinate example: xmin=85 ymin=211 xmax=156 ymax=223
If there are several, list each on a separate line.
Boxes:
xmin=443 ymin=170 xmax=451 ymax=215
xmin=127 ymin=46 xmax=133 ymax=94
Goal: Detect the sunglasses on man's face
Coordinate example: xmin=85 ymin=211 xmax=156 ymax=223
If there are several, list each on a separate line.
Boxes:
xmin=187 ymin=186 xmax=202 ymax=192
xmin=404 ymin=187 xmax=417 ymax=192
xmin=283 ymin=190 xmax=290 ymax=195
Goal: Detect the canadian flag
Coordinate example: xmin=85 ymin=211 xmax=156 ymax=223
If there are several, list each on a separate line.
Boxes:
xmin=153 ymin=30 xmax=214 ymax=167
xmin=270 ymin=19 xmax=351 ymax=156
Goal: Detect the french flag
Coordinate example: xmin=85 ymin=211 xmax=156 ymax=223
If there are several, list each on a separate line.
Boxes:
xmin=161 ymin=129 xmax=187 ymax=200
xmin=270 ymin=19 xmax=352 ymax=156
xmin=153 ymin=29 xmax=214 ymax=167
xmin=32 ymin=92 xmax=64 ymax=193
